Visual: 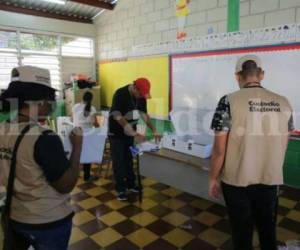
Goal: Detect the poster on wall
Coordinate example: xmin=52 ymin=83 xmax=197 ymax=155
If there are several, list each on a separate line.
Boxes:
xmin=175 ymin=0 xmax=190 ymax=40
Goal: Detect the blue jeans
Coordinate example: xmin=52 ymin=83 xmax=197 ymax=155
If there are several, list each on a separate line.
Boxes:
xmin=11 ymin=217 xmax=72 ymax=250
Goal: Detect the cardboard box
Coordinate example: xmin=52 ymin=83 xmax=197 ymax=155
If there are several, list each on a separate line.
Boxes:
xmin=162 ymin=134 xmax=212 ymax=159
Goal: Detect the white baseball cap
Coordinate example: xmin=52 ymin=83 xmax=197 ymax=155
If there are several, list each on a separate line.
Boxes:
xmin=10 ymin=65 xmax=56 ymax=90
xmin=235 ymin=55 xmax=263 ymax=73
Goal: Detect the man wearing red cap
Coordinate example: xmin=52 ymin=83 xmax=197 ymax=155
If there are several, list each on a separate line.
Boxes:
xmin=109 ymin=78 xmax=161 ymax=201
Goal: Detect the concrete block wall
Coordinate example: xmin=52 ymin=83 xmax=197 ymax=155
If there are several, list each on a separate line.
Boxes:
xmin=240 ymin=0 xmax=299 ymax=30
xmin=95 ymin=0 xmax=300 ymax=60
xmin=96 ymin=0 xmax=228 ymax=59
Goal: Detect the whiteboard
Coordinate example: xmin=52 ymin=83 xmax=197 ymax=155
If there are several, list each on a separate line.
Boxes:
xmin=171 ymin=44 xmax=300 ymax=131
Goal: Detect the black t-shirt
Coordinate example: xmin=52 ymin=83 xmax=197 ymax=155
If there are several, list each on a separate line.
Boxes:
xmin=34 ymin=130 xmax=70 ymax=183
xmin=109 ymin=85 xmax=147 ymax=138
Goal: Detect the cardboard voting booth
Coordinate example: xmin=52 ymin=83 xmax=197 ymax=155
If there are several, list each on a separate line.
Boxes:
xmin=57 ymin=117 xmax=107 ymax=164
xmin=161 ymin=110 xmax=213 ymax=159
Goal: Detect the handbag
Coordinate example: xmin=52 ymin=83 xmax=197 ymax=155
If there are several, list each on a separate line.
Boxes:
xmin=1 ymin=124 xmax=34 ymax=250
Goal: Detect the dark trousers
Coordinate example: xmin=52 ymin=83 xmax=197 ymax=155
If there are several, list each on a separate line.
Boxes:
xmin=83 ymin=164 xmax=91 ymax=180
xmin=222 ymin=182 xmax=278 ymax=250
xmin=11 ymin=217 xmax=72 ymax=250
xmin=110 ymin=138 xmax=136 ymax=193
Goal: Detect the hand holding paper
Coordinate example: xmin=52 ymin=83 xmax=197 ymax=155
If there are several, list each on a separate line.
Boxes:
xmin=69 ymin=127 xmax=83 ymax=150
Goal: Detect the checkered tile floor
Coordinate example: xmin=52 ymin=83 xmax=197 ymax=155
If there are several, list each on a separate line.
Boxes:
xmin=69 ymin=170 xmax=300 ymax=250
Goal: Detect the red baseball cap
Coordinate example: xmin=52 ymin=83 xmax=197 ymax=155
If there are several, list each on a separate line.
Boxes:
xmin=134 ymin=78 xmax=151 ymax=99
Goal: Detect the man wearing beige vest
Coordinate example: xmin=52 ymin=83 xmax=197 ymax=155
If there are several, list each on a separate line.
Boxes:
xmin=209 ymin=55 xmax=294 ymax=250
xmin=0 ymin=66 xmax=82 ymax=250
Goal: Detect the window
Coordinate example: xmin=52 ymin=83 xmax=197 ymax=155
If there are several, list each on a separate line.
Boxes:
xmin=20 ymin=33 xmax=58 ymax=55
xmin=20 ymin=32 xmax=60 ymax=90
xmin=0 ymin=31 xmax=17 ymax=52
xmin=0 ymin=31 xmax=18 ymax=89
xmin=62 ymin=37 xmax=94 ymax=57
xmin=0 ymin=30 xmax=95 ymax=92
xmin=22 ymin=55 xmax=60 ymax=90
xmin=0 ymin=53 xmax=18 ymax=90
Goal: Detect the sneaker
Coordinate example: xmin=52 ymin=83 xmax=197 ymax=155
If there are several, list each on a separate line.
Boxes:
xmin=128 ymin=186 xmax=142 ymax=193
xmin=117 ymin=192 xmax=128 ymax=201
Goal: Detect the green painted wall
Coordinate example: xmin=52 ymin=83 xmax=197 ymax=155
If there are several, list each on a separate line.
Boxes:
xmin=227 ymin=0 xmax=240 ymax=32
xmin=140 ymin=118 xmax=174 ymax=140
xmin=0 ymin=112 xmax=15 ymax=123
xmin=284 ymin=139 xmax=300 ymax=188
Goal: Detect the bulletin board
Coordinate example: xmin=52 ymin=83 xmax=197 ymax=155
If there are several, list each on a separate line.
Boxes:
xmin=98 ymin=56 xmax=169 ymax=118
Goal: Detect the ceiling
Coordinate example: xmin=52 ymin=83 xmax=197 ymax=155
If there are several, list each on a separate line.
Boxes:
xmin=0 ymin=0 xmax=117 ymax=23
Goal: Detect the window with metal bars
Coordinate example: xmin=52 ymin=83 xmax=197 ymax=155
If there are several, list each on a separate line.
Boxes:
xmin=0 ymin=30 xmax=94 ymax=92
xmin=62 ymin=37 xmax=94 ymax=57
xmin=0 ymin=53 xmax=18 ymax=90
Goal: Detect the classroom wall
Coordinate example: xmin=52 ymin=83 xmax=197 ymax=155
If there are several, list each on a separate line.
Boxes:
xmin=95 ymin=0 xmax=228 ymax=60
xmin=240 ymin=0 xmax=300 ymax=30
xmin=0 ymin=10 xmax=96 ymax=37
xmin=95 ymin=0 xmax=300 ymax=60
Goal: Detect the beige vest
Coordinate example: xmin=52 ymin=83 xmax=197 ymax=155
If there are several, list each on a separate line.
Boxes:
xmin=223 ymin=87 xmax=292 ymax=187
xmin=0 ymin=122 xmax=73 ymax=224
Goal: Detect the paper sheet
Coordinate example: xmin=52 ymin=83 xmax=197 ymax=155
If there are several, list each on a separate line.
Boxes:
xmin=57 ymin=117 xmax=107 ymax=164
xmin=139 ymin=142 xmax=161 ymax=152
xmin=130 ymin=142 xmax=161 ymax=156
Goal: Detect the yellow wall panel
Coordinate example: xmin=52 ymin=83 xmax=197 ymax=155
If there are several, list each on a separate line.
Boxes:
xmin=99 ymin=56 xmax=169 ymax=117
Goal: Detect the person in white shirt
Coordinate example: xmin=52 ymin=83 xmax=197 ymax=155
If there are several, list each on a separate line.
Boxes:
xmin=72 ymin=92 xmax=99 ymax=182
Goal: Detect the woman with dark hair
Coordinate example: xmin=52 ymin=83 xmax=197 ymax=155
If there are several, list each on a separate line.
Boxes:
xmin=72 ymin=91 xmax=99 ymax=182
xmin=0 ymin=66 xmax=83 ymax=250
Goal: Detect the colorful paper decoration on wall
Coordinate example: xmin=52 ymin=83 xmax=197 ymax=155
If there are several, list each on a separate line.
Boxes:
xmin=176 ymin=0 xmax=190 ymax=40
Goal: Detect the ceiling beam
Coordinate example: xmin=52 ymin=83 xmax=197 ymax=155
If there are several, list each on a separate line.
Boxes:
xmin=69 ymin=0 xmax=116 ymax=10
xmin=0 ymin=3 xmax=93 ymax=24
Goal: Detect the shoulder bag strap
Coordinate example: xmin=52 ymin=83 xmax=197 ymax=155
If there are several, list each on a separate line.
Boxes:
xmin=4 ymin=124 xmax=35 ymax=216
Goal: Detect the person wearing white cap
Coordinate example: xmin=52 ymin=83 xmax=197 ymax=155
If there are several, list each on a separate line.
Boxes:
xmin=209 ymin=55 xmax=294 ymax=250
xmin=0 ymin=66 xmax=83 ymax=250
